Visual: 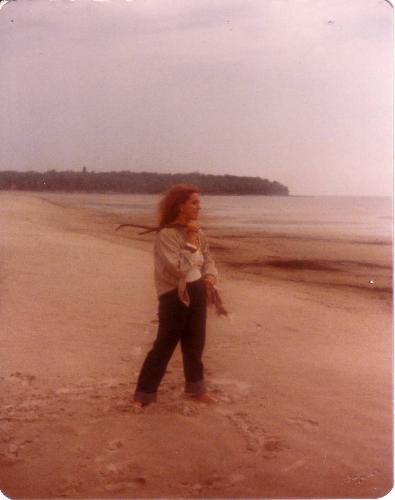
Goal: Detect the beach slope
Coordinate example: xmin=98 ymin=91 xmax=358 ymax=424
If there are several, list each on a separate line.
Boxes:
xmin=0 ymin=192 xmax=392 ymax=498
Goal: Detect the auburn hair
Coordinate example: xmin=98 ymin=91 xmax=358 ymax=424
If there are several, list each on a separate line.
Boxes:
xmin=158 ymin=184 xmax=199 ymax=227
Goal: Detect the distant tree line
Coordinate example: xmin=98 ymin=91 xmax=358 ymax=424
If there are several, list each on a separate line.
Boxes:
xmin=0 ymin=169 xmax=289 ymax=195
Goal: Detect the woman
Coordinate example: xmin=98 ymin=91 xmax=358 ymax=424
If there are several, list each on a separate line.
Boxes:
xmin=132 ymin=184 xmax=218 ymax=408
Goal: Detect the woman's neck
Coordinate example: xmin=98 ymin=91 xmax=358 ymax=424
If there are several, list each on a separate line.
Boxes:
xmin=173 ymin=214 xmax=190 ymax=225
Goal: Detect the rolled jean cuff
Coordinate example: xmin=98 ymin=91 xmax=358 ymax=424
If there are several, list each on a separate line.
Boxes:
xmin=185 ymin=380 xmax=206 ymax=395
xmin=133 ymin=391 xmax=157 ymax=404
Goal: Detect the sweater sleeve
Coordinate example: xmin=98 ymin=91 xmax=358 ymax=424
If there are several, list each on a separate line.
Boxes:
xmin=155 ymin=228 xmax=200 ymax=279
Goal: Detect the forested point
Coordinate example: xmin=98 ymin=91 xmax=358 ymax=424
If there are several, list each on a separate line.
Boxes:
xmin=0 ymin=170 xmax=289 ymax=196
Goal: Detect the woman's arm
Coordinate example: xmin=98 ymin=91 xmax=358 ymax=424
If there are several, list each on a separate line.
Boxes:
xmin=200 ymin=233 xmax=218 ymax=284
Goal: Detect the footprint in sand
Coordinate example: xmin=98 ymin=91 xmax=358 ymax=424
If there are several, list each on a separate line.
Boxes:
xmin=262 ymin=436 xmax=285 ymax=459
xmin=55 ymin=478 xmax=83 ymax=497
xmin=286 ymin=416 xmax=319 ymax=431
xmin=180 ymin=401 xmax=201 ymax=417
xmin=222 ymin=409 xmax=286 ymax=457
xmin=0 ymin=452 xmax=24 ymax=466
xmin=224 ymin=411 xmax=265 ymax=452
xmin=120 ymin=347 xmax=142 ymax=362
xmin=281 ymin=460 xmax=306 ymax=473
xmin=55 ymin=387 xmax=73 ymax=395
xmin=143 ymin=398 xmax=202 ymax=417
xmin=98 ymin=460 xmax=147 ymax=492
xmin=8 ymin=372 xmax=36 ymax=385
xmin=114 ymin=401 xmax=136 ymax=413
xmin=209 ymin=377 xmax=251 ymax=403
xmin=228 ymin=472 xmax=246 ymax=484
xmin=104 ymin=477 xmax=147 ymax=493
xmin=0 ymin=440 xmax=28 ymax=466
xmin=106 ymin=439 xmax=124 ymax=452
xmin=184 ymin=472 xmax=247 ymax=494
xmin=345 ymin=469 xmax=379 ymax=486
xmin=0 ymin=399 xmax=43 ymax=424
xmin=115 ymin=394 xmax=204 ymax=417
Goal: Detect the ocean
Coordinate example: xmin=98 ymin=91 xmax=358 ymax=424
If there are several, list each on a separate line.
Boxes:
xmin=53 ymin=193 xmax=393 ymax=240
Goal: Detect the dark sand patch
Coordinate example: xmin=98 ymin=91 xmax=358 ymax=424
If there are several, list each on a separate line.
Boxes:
xmin=217 ymin=231 xmax=392 ymax=247
xmin=265 ymin=259 xmax=339 ymax=272
xmin=228 ymin=258 xmax=392 ymax=273
xmin=228 ymin=259 xmax=336 ymax=272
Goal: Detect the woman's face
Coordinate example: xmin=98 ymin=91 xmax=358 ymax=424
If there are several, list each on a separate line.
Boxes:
xmin=179 ymin=192 xmax=201 ymax=221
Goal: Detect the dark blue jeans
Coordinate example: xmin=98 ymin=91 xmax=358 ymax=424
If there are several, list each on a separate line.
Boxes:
xmin=133 ymin=279 xmax=207 ymax=404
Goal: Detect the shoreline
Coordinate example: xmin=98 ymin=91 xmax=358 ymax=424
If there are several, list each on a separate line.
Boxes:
xmin=37 ymin=190 xmax=393 ymax=296
xmin=0 ymin=191 xmax=392 ymax=499
xmin=1 ymin=188 xmax=392 ymax=198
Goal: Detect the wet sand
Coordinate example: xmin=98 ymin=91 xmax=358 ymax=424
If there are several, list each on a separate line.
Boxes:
xmin=0 ymin=191 xmax=392 ymax=498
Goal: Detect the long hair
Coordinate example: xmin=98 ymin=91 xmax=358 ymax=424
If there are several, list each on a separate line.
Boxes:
xmin=158 ymin=184 xmax=199 ymax=227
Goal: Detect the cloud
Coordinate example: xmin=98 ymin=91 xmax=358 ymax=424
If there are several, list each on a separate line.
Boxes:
xmin=0 ymin=0 xmax=392 ymax=195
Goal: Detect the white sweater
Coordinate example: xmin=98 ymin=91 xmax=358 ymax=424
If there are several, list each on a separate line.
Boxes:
xmin=153 ymin=226 xmax=218 ymax=306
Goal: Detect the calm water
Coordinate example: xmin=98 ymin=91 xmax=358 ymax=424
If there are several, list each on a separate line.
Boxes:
xmin=57 ymin=194 xmax=393 ymax=240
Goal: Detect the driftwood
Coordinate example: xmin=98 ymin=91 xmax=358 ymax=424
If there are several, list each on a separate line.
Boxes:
xmin=206 ymin=286 xmax=228 ymax=316
xmin=115 ymin=223 xmax=185 ymax=235
xmin=115 ymin=222 xmax=228 ymax=316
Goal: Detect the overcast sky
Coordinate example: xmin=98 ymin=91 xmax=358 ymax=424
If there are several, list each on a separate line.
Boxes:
xmin=0 ymin=0 xmax=392 ymax=195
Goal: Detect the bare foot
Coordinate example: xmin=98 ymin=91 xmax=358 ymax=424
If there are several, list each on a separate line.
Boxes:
xmin=131 ymin=400 xmax=145 ymax=412
xmin=190 ymin=393 xmax=217 ymax=404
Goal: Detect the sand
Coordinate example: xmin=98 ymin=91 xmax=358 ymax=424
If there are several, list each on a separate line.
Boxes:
xmin=0 ymin=191 xmax=392 ymax=499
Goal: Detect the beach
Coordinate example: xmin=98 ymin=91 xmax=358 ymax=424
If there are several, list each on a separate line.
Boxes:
xmin=0 ymin=191 xmax=392 ymax=499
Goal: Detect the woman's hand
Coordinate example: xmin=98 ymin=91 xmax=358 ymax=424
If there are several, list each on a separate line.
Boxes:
xmin=203 ymin=274 xmax=216 ymax=287
xmin=186 ymin=221 xmax=200 ymax=245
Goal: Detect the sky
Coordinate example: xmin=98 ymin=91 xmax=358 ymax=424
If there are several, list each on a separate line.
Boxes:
xmin=0 ymin=0 xmax=393 ymax=196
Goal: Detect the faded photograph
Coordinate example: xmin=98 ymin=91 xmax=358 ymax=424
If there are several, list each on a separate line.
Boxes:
xmin=0 ymin=0 xmax=392 ymax=498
